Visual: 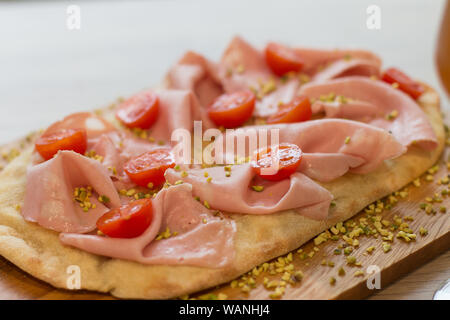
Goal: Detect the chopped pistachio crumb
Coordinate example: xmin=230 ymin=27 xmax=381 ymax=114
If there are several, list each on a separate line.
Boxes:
xmin=217 ymin=293 xmax=227 ymax=300
xmin=419 ymin=227 xmax=428 ymax=236
xmin=251 ymin=185 xmax=264 ymax=192
xmin=343 ymin=247 xmax=353 ymax=255
xmin=386 ymin=110 xmax=399 ymax=120
xmin=98 ymin=195 xmax=110 ymax=203
xmin=346 ymin=256 xmax=356 ymax=265
xmin=366 ymin=246 xmax=375 ymax=254
xmin=354 ymin=270 xmax=364 ymax=277
xmin=344 ymin=136 xmax=351 ymax=144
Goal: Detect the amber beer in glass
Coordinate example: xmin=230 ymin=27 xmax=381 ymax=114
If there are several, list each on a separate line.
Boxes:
xmin=434 ymin=0 xmax=450 ymax=300
xmin=437 ymin=0 xmax=450 ymax=96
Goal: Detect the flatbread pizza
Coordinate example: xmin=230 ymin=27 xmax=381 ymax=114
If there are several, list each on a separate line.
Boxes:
xmin=0 ymin=37 xmax=444 ymax=299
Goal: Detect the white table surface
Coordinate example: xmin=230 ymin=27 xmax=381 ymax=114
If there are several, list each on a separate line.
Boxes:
xmin=0 ymin=0 xmax=448 ymax=144
xmin=0 ymin=0 xmax=449 ymax=300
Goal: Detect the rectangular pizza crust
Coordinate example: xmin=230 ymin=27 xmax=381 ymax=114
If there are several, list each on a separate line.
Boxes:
xmin=0 ymin=85 xmax=444 ymax=299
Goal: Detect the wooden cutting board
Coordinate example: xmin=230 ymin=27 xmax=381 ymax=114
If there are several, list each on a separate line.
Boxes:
xmin=0 ymin=131 xmax=449 ymax=300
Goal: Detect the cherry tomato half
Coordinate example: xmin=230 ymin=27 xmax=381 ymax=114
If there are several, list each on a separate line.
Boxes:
xmin=35 ymin=128 xmax=87 ymax=160
xmin=208 ymin=91 xmax=256 ymax=128
xmin=264 ymin=42 xmax=304 ymax=76
xmin=267 ymin=96 xmax=312 ymax=124
xmin=381 ymin=67 xmax=425 ymax=99
xmin=116 ymin=91 xmax=159 ymax=129
xmin=251 ymin=143 xmax=302 ymax=181
xmin=96 ymin=198 xmax=153 ymax=238
xmin=124 ymin=148 xmax=175 ymax=187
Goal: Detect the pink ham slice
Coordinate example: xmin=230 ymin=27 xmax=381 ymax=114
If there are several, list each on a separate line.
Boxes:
xmin=89 ymin=130 xmax=164 ymax=181
xmin=22 ymin=151 xmax=121 ymax=233
xmin=60 ymin=184 xmax=236 ymax=268
xmin=32 ymin=112 xmax=117 ymax=164
xmin=312 ymin=58 xmax=380 ymax=82
xmin=150 ymin=89 xmax=214 ymax=142
xmin=166 ymin=120 xmax=404 ymax=220
xmin=300 ymin=77 xmax=438 ymax=150
xmin=44 ymin=112 xmax=115 ymax=139
xmin=294 ymin=47 xmax=382 ymax=76
xmin=212 ymin=119 xmax=405 ymax=180
xmin=166 ymin=164 xmax=333 ymax=220
xmin=254 ymin=79 xmax=301 ymax=117
xmin=218 ymin=37 xmax=382 ymax=88
xmin=218 ymin=36 xmax=274 ymax=92
xmin=167 ymin=37 xmax=382 ymax=119
xmin=167 ymin=51 xmax=224 ymax=107
xmin=217 ymin=37 xmax=382 ymax=117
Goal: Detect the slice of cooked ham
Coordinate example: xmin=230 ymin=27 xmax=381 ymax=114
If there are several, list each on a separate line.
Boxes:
xmin=60 ymin=184 xmax=236 ymax=268
xmin=167 ymin=51 xmax=224 ymax=107
xmin=166 ymin=164 xmax=333 ymax=220
xmin=165 ymin=119 xmax=404 ymax=220
xmin=312 ymin=58 xmax=380 ymax=82
xmin=167 ymin=37 xmax=383 ymax=119
xmin=150 ymin=89 xmax=215 ymax=142
xmin=212 ymin=119 xmax=405 ymax=180
xmin=293 ymin=47 xmax=382 ymax=75
xmin=300 ymin=77 xmax=438 ymax=150
xmin=218 ymin=36 xmax=274 ymax=92
xmin=45 ymin=112 xmax=115 ymax=138
xmin=22 ymin=151 xmax=121 ymax=233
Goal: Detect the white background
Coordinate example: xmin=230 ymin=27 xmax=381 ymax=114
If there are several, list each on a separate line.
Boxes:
xmin=0 ymin=0 xmax=448 ymax=144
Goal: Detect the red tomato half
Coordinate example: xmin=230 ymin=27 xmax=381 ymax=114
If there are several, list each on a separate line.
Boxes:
xmin=251 ymin=143 xmax=302 ymax=181
xmin=208 ymin=91 xmax=256 ymax=128
xmin=381 ymin=67 xmax=425 ymax=99
xmin=116 ymin=91 xmax=159 ymax=129
xmin=96 ymin=198 xmax=153 ymax=238
xmin=267 ymin=96 xmax=312 ymax=124
xmin=265 ymin=42 xmax=304 ymax=76
xmin=124 ymin=148 xmax=175 ymax=187
xmin=35 ymin=129 xmax=87 ymax=160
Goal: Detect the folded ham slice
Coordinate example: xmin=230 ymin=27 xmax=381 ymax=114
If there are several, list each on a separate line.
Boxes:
xmin=150 ymin=89 xmax=214 ymax=142
xmin=218 ymin=37 xmax=381 ymax=91
xmin=293 ymin=47 xmax=381 ymax=75
xmin=60 ymin=184 xmax=236 ymax=268
xmin=166 ymin=119 xmax=404 ymax=221
xmin=44 ymin=112 xmax=116 ymax=138
xmin=300 ymin=77 xmax=438 ymax=150
xmin=312 ymin=58 xmax=380 ymax=82
xmin=166 ymin=164 xmax=333 ymax=221
xmin=23 ymin=151 xmax=121 ymax=233
xmin=167 ymin=37 xmax=382 ymax=118
xmin=213 ymin=119 xmax=405 ymax=179
xmin=167 ymin=51 xmax=223 ymax=107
